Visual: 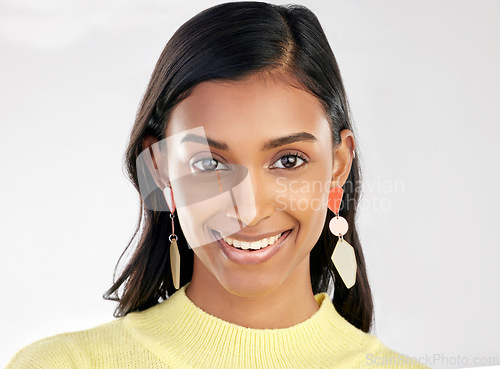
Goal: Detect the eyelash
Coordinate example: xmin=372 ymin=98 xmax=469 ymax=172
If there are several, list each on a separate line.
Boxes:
xmin=191 ymin=151 xmax=309 ymax=172
xmin=271 ymin=151 xmax=308 ymax=171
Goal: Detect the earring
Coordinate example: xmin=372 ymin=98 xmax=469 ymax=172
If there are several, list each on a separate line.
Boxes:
xmin=163 ymin=187 xmax=180 ymax=290
xmin=328 ymin=186 xmax=357 ymax=289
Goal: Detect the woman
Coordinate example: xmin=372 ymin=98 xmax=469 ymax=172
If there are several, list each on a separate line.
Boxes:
xmin=6 ymin=2 xmax=431 ymax=368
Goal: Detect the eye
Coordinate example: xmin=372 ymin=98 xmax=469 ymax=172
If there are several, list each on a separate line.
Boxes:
xmin=271 ymin=151 xmax=308 ymax=170
xmin=191 ymin=157 xmax=229 ymax=172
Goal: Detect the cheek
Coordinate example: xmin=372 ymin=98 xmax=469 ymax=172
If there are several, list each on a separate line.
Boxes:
xmin=174 ymin=183 xmax=253 ymax=249
xmin=273 ymin=167 xmax=330 ymax=213
xmin=274 ymin=184 xmax=328 ymax=212
xmin=272 ymin=176 xmax=330 ymax=248
xmin=176 ymin=206 xmax=203 ymax=250
xmin=176 ymin=200 xmax=219 ymax=250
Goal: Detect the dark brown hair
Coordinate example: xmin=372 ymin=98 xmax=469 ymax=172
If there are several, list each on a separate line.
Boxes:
xmin=104 ymin=1 xmax=374 ymax=333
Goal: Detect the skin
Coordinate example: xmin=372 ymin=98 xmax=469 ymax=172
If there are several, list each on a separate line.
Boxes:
xmin=143 ymin=73 xmax=354 ymax=329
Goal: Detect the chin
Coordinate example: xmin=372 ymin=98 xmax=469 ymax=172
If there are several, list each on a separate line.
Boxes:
xmin=216 ymin=271 xmax=284 ymax=298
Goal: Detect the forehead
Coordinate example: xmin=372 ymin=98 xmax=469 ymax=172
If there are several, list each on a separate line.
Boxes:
xmin=166 ymin=75 xmax=329 ymax=139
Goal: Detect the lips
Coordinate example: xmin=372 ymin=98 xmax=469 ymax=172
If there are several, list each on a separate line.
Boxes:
xmin=222 ymin=232 xmax=283 ymax=251
xmin=211 ymin=229 xmax=292 ymax=265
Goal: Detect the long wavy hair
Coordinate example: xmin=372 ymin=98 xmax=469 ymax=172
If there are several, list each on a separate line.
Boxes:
xmin=104 ymin=1 xmax=374 ymax=333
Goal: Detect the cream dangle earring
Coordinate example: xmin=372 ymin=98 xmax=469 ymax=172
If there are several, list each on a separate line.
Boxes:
xmin=328 ymin=186 xmax=357 ymax=289
xmin=163 ymin=187 xmax=180 ymax=290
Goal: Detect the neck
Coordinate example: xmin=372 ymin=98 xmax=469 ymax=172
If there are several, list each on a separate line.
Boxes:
xmin=185 ymin=255 xmax=319 ymax=329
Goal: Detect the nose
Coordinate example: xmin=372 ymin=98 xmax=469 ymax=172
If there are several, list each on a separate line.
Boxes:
xmin=226 ymin=167 xmax=275 ymax=227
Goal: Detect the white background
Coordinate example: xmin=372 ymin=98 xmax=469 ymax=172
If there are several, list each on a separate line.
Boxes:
xmin=1 ymin=1 xmax=499 ymax=368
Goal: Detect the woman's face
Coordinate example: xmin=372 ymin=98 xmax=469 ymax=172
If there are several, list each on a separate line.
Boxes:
xmin=165 ymin=74 xmax=336 ymax=296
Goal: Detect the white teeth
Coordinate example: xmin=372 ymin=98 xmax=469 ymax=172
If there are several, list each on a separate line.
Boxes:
xmin=222 ymin=232 xmax=283 ymax=250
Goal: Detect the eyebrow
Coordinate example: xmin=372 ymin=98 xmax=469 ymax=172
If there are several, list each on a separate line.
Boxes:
xmin=179 ymin=132 xmax=318 ymax=151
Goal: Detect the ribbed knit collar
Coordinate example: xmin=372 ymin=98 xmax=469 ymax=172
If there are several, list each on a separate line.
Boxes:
xmin=123 ymin=281 xmax=381 ymax=368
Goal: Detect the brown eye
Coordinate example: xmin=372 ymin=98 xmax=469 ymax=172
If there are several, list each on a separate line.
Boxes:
xmin=271 ymin=153 xmax=307 ymax=170
xmin=280 ymin=155 xmax=297 ymax=168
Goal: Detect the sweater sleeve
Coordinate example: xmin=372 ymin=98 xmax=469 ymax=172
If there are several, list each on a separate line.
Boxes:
xmin=5 ymin=334 xmax=85 ymax=369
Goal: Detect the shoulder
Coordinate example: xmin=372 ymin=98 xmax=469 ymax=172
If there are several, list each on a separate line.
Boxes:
xmin=318 ymin=295 xmax=431 ymax=368
xmin=5 ymin=318 xmax=128 ymax=369
xmin=355 ymin=340 xmax=433 ymax=369
xmin=5 ymin=332 xmax=86 ymax=369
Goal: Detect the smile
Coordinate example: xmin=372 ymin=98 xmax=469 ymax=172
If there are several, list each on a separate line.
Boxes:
xmin=211 ymin=228 xmax=293 ymax=265
xmin=222 ymin=232 xmax=283 ymax=251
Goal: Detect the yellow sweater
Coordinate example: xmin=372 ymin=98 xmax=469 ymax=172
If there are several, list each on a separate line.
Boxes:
xmin=6 ymin=282 xmax=431 ymax=368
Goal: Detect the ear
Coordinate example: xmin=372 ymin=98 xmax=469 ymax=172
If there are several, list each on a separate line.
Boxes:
xmin=142 ymin=134 xmax=169 ymax=189
xmin=331 ymin=129 xmax=355 ymax=188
